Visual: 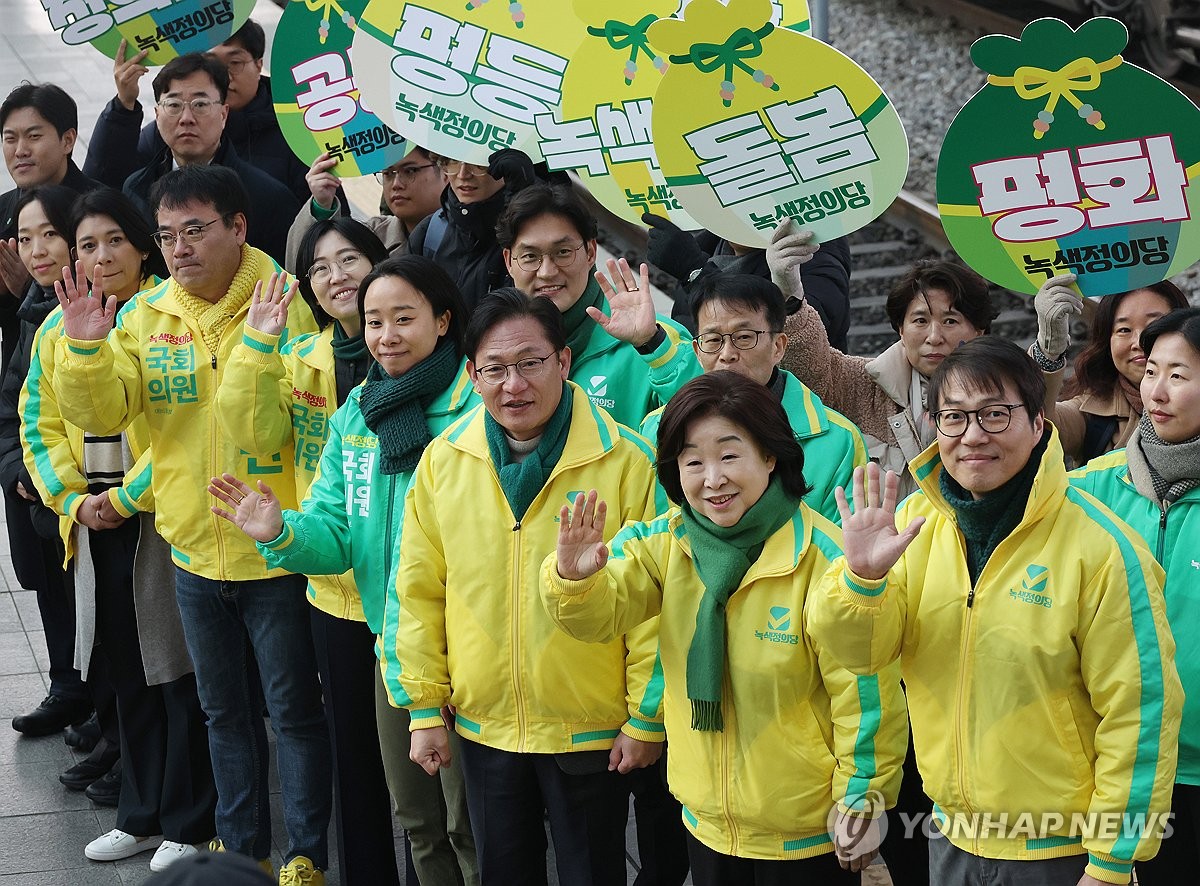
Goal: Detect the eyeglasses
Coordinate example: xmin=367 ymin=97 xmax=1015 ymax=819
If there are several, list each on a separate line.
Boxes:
xmin=152 ymin=216 xmax=229 ymax=250
xmin=375 ymin=163 xmax=437 ymax=185
xmin=437 ymin=159 xmax=489 ymax=177
xmin=693 ymin=330 xmax=778 ymax=353
xmin=224 ymin=57 xmax=254 ymax=74
xmin=932 ymin=404 xmax=1025 ymax=437
xmin=307 ymin=252 xmax=367 ymax=284
xmin=156 ymin=98 xmax=221 ymax=117
xmin=511 ymin=242 xmax=589 ymax=272
xmin=474 ymin=353 xmax=559 ymax=385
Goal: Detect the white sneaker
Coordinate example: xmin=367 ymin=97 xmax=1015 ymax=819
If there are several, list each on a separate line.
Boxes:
xmin=149 ymin=840 xmax=200 ymax=872
xmin=84 ymin=829 xmax=163 ymax=861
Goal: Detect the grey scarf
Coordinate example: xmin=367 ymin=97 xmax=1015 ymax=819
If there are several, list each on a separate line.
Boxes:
xmin=1127 ymin=413 xmax=1200 ymax=505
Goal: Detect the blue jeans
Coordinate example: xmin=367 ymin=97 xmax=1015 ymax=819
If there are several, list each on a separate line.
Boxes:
xmin=174 ymin=568 xmax=331 ymax=867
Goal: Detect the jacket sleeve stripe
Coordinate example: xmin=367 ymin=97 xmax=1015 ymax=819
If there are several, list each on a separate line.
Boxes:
xmin=1066 ymin=487 xmax=1167 ymax=861
xmin=845 ymin=674 xmax=883 ymax=806
xmin=635 ymin=648 xmax=666 ymax=718
xmin=21 ymin=325 xmax=70 ymax=498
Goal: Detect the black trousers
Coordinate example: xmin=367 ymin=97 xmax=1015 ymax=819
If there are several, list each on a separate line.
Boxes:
xmin=880 ymin=730 xmax=932 ymax=886
xmin=457 ymin=738 xmax=628 ymax=886
xmin=309 ymin=607 xmax=400 ymax=886
xmin=629 ymin=753 xmax=689 ymax=886
xmin=1136 ymin=782 xmax=1200 ymax=885
xmin=90 ymin=519 xmax=215 ymax=843
xmin=685 ymin=833 xmax=860 ymax=886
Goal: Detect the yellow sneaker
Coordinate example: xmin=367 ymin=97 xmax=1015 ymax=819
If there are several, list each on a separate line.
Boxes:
xmin=207 ymin=838 xmax=274 ymax=876
xmin=278 ymin=856 xmax=323 ymax=885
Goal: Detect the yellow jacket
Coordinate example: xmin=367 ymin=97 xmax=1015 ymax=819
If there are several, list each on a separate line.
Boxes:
xmin=53 ymin=247 xmax=318 ymax=580
xmin=19 ymin=304 xmax=153 ymax=565
xmin=215 ymin=324 xmax=359 ymax=620
xmin=809 ymin=428 xmax=1182 ymax=884
xmin=542 ymin=505 xmax=906 ymax=860
xmin=382 ymin=382 xmax=665 ymax=753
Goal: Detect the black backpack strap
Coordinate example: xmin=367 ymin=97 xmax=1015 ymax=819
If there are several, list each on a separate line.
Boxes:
xmin=1080 ymin=413 xmax=1120 ymax=464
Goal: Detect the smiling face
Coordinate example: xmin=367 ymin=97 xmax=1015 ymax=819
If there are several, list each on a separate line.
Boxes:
xmin=445 ymin=159 xmax=504 ymax=205
xmin=677 ymin=413 xmax=776 ymax=527
xmin=899 ymin=288 xmax=982 ymax=378
xmin=16 ymin=199 xmax=71 ymax=288
xmin=1110 ymin=289 xmax=1174 ymax=385
xmin=2 ymin=106 xmax=75 ymax=189
xmin=468 ymin=316 xmax=571 ymax=441
xmin=309 ymin=231 xmax=369 ymax=334
xmin=156 ymin=198 xmax=245 ymax=303
xmin=693 ymin=299 xmax=786 ymax=386
xmin=936 ymin=376 xmax=1044 ymax=500
xmin=503 ymin=212 xmax=597 ymax=312
xmin=1142 ymin=332 xmax=1200 ymax=444
xmin=75 ymin=213 xmax=148 ymax=302
xmin=155 ymin=70 xmax=228 ymax=165
xmin=362 ymin=275 xmax=449 ymax=378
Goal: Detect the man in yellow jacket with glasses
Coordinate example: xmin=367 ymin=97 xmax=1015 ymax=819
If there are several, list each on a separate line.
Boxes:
xmin=51 ymin=165 xmax=329 ymax=885
xmin=811 ymin=337 xmax=1182 ymax=886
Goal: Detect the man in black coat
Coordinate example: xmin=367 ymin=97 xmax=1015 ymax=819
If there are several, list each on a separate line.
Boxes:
xmin=98 ymin=52 xmax=299 ymax=262
xmin=84 ymin=20 xmax=311 ymax=204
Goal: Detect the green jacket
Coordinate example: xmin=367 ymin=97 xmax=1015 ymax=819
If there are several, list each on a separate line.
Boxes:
xmin=1070 ymin=447 xmax=1200 ymax=786
xmin=641 ymin=370 xmax=867 ymax=522
xmin=259 ymin=361 xmax=478 ymax=633
xmin=570 ymin=308 xmax=701 ymax=430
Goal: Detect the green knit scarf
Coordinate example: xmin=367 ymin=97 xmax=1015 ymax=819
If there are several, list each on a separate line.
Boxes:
xmin=939 ymin=430 xmax=1049 ymax=584
xmin=680 ymin=477 xmax=800 ymax=731
xmin=561 ymin=276 xmax=605 ymax=358
xmin=331 ymin=323 xmax=370 ymax=362
xmin=359 ymin=339 xmax=460 ymax=474
xmin=485 ymin=381 xmax=573 ymax=521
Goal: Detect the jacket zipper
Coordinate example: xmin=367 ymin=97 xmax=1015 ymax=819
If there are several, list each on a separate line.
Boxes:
xmin=383 ymin=475 xmax=398 ymax=597
xmin=511 ymin=517 xmax=526 ymax=752
xmin=210 ymin=354 xmax=225 ymax=573
xmin=1157 ymin=500 xmax=1171 ymax=562
xmin=952 ymin=528 xmax=976 ymax=849
xmin=720 ymin=671 xmax=738 ymax=855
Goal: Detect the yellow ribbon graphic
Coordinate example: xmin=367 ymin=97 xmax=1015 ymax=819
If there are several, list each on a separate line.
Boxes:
xmin=988 ymin=55 xmax=1122 ymax=139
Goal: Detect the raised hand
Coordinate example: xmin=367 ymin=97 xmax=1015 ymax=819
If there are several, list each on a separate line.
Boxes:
xmin=592 ymin=258 xmax=657 ymax=348
xmin=641 ymin=212 xmax=708 ymax=282
xmin=0 ymin=238 xmax=31 ymax=297
xmin=55 ymin=260 xmax=117 ymax=341
xmin=305 ymin=151 xmax=341 ymax=211
xmin=834 ymin=463 xmax=925 ymax=581
xmin=208 ymin=474 xmax=284 ymax=542
xmin=765 ymin=218 xmax=819 ymax=299
xmin=556 ymin=490 xmax=609 ymax=581
xmin=1033 ymin=273 xmax=1082 ymax=360
xmin=245 ymin=272 xmax=295 ymax=337
xmin=114 ymin=39 xmax=150 ymax=111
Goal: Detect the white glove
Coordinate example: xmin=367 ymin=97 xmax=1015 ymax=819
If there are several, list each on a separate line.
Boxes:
xmin=766 ymin=218 xmax=819 ymax=300
xmin=1034 ymin=273 xmax=1083 ymax=360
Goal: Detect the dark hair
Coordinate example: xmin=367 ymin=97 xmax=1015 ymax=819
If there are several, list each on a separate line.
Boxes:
xmin=14 ymin=185 xmax=76 ymax=243
xmin=152 ymin=53 xmax=230 ymax=103
xmin=0 ymin=82 xmax=77 ymax=136
xmin=1140 ymin=307 xmax=1200 ymax=362
xmin=655 ymin=371 xmax=810 ymax=507
xmin=928 ymin=337 xmax=1045 ymax=422
xmin=70 ymin=187 xmax=169 ymax=282
xmin=150 ymin=165 xmax=247 ymax=223
xmin=358 ymin=254 xmax=469 ymax=356
xmin=885 ymin=260 xmax=997 ymax=335
xmin=495 ymin=182 xmax=597 ymax=250
xmin=223 ymin=19 xmax=266 ymax=60
xmin=692 ymin=273 xmax=786 ymax=332
xmin=295 ymin=218 xmax=389 ymax=329
xmin=1065 ymin=282 xmax=1190 ymax=399
xmin=464 ymin=287 xmax=566 ymax=360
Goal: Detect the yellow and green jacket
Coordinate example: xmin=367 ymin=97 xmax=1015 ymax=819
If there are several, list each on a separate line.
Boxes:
xmin=215 ymin=324 xmax=359 ymax=620
xmin=809 ymin=428 xmax=1182 ymax=884
xmin=259 ymin=362 xmax=478 ymax=633
xmin=19 ymin=303 xmax=153 ymax=565
xmin=1070 ymin=448 xmax=1200 ymax=787
xmin=542 ymin=504 xmax=905 ymax=860
xmin=640 ymin=369 xmax=867 ymax=522
xmin=382 ymin=382 xmax=664 ymax=753
xmin=52 ymin=247 xmax=318 ymax=580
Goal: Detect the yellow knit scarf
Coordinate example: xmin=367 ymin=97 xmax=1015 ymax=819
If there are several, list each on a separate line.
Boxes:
xmin=169 ymin=245 xmax=274 ymax=357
